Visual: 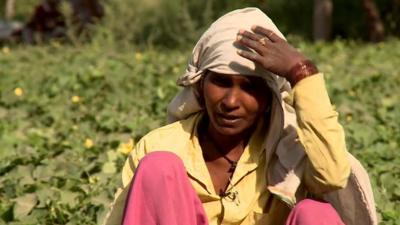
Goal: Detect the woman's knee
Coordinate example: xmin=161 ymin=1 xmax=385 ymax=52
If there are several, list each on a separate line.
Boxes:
xmin=287 ymin=199 xmax=344 ymax=225
xmin=132 ymin=151 xmax=187 ymax=192
xmin=136 ymin=151 xmax=185 ymax=176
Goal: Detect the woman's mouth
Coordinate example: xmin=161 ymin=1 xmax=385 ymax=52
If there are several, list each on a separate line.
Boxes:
xmin=216 ymin=113 xmax=241 ymax=125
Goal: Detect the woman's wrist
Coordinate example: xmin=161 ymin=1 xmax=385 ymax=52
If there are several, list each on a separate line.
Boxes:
xmin=287 ymin=60 xmax=319 ymax=87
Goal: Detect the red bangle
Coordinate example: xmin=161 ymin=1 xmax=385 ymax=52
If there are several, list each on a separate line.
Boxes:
xmin=287 ymin=60 xmax=319 ymax=86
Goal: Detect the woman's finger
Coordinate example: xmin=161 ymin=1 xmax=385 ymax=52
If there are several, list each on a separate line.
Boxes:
xmin=236 ymin=49 xmax=265 ymax=65
xmin=236 ymin=35 xmax=266 ymax=56
xmin=238 ymin=29 xmax=264 ymax=42
xmin=238 ymin=30 xmax=272 ymax=46
xmin=251 ymin=26 xmax=284 ymax=43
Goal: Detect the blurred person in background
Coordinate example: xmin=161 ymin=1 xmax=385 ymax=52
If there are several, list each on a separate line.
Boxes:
xmin=9 ymin=0 xmax=103 ymax=43
xmin=9 ymin=0 xmax=66 ymax=44
xmin=69 ymin=0 xmax=104 ymax=34
xmin=103 ymin=7 xmax=376 ymax=225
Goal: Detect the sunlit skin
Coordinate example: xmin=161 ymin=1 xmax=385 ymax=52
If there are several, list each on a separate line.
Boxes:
xmin=202 ymin=71 xmax=270 ymax=140
xmin=199 ymin=71 xmax=271 ymax=194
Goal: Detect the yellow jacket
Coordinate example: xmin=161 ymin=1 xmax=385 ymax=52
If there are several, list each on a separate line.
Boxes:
xmin=103 ymin=74 xmax=351 ymax=225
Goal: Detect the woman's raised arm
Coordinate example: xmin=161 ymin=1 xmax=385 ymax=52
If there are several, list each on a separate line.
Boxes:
xmin=236 ymin=26 xmax=351 ymax=194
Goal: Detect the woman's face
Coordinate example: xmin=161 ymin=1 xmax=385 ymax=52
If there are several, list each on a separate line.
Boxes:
xmin=202 ymin=71 xmax=270 ymax=137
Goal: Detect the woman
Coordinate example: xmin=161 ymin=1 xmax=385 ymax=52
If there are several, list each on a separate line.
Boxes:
xmin=103 ymin=8 xmax=377 ymax=225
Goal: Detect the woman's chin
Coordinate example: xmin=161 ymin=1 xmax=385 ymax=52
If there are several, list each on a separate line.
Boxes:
xmin=212 ymin=124 xmax=248 ymax=137
xmin=208 ymin=116 xmax=254 ymax=137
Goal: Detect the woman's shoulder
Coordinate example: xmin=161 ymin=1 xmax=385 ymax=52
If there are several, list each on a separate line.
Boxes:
xmin=135 ymin=113 xmax=202 ymax=153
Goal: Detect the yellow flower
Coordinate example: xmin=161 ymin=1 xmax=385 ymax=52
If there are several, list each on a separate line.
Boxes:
xmin=14 ymin=87 xmax=23 ymax=97
xmin=173 ymin=66 xmax=180 ymax=73
xmin=2 ymin=46 xmax=10 ymax=54
xmin=84 ymin=138 xmax=94 ymax=149
xmin=348 ymin=90 xmax=356 ymax=97
xmin=51 ymin=41 xmax=61 ymax=48
xmin=118 ymin=138 xmax=134 ymax=155
xmin=346 ymin=115 xmax=353 ymax=122
xmin=89 ymin=176 xmax=98 ymax=184
xmin=71 ymin=95 xmax=81 ymax=103
xmin=135 ymin=52 xmax=143 ymax=61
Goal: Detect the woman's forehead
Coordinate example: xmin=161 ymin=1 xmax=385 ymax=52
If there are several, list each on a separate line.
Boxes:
xmin=206 ymin=71 xmax=265 ymax=82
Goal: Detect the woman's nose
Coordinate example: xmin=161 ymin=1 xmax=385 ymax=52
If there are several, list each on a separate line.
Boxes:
xmin=220 ymin=88 xmax=240 ymax=111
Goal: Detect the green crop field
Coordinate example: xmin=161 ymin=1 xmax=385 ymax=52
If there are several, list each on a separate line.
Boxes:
xmin=0 ymin=38 xmax=399 ymax=225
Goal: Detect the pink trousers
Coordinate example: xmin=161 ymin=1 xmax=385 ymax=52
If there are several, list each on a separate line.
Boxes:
xmin=122 ymin=152 xmax=344 ymax=225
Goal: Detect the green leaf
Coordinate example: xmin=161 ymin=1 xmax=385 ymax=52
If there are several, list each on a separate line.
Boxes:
xmin=17 ymin=166 xmax=35 ymax=186
xmin=13 ymin=194 xmax=38 ymax=219
xmin=106 ymin=150 xmax=118 ymax=162
xmin=91 ymin=192 xmax=111 ymax=207
xmin=101 ymin=162 xmax=116 ymax=174
xmin=32 ymin=166 xmax=52 ymax=182
xmin=59 ymin=190 xmax=79 ymax=208
xmin=0 ymin=107 xmax=8 ymax=119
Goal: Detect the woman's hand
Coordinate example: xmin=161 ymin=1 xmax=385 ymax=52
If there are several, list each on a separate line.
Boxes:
xmin=236 ymin=26 xmax=318 ymax=86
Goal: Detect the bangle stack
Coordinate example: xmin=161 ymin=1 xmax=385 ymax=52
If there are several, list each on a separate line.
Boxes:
xmin=287 ymin=60 xmax=319 ymax=86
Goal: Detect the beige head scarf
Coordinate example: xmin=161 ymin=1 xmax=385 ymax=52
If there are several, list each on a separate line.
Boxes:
xmin=168 ymin=7 xmax=377 ymax=225
xmin=176 ymin=7 xmax=286 ymax=86
xmin=168 ymin=7 xmax=291 ymax=122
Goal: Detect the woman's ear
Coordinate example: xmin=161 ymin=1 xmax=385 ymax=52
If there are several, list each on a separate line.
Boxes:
xmin=195 ymin=71 xmax=210 ymax=107
xmin=195 ymin=77 xmax=205 ymax=107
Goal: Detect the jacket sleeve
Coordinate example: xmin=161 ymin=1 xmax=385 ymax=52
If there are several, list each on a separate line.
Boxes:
xmin=292 ymin=73 xmax=351 ymax=194
xmin=102 ymin=139 xmax=146 ymax=225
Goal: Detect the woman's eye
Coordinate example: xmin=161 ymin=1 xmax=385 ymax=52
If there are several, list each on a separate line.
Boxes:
xmin=241 ymin=81 xmax=260 ymax=92
xmin=209 ymin=76 xmax=231 ymax=87
xmin=241 ymin=79 xmax=266 ymax=94
xmin=241 ymin=82 xmax=254 ymax=91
